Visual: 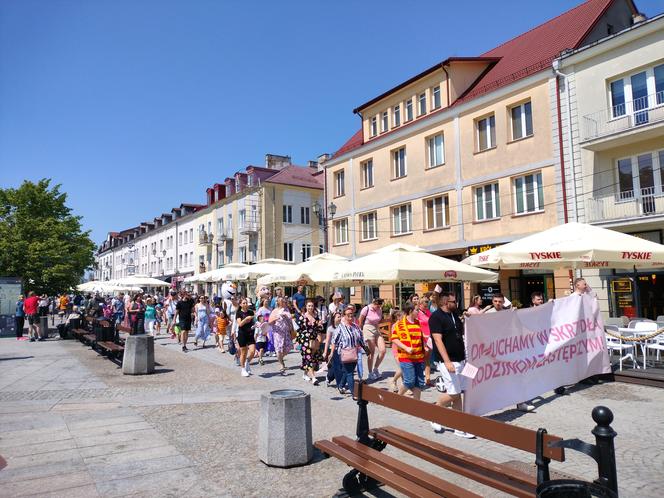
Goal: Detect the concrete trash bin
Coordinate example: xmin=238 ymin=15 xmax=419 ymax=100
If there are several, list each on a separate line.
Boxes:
xmin=122 ymin=334 xmax=155 ymax=375
xmin=259 ymin=389 xmax=312 ymax=467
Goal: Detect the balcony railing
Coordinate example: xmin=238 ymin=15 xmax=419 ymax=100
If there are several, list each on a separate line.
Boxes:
xmin=582 ymin=92 xmax=664 ymax=141
xmin=585 ymin=187 xmax=664 ymax=223
xmin=218 ymin=229 xmax=233 ymax=242
xmin=198 ymin=232 xmax=214 ymax=245
xmin=240 ymin=221 xmax=259 ymax=235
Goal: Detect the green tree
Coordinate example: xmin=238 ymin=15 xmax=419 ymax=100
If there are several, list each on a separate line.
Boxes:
xmin=0 ymin=179 xmax=96 ymax=295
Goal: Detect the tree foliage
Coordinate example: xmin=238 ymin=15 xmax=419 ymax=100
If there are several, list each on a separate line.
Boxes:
xmin=0 ymin=179 xmax=96 ymax=295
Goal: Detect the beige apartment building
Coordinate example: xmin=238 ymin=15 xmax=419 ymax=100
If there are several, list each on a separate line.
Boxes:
xmin=554 ymin=11 xmax=664 ymax=319
xmin=325 ymin=0 xmax=639 ymax=307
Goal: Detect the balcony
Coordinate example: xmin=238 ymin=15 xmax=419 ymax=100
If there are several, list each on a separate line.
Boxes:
xmin=198 ymin=232 xmax=214 ymax=245
xmin=585 ymin=187 xmax=664 ymax=224
xmin=240 ymin=221 xmax=259 ymax=236
xmin=218 ymin=230 xmax=233 ymax=242
xmin=581 ymin=92 xmax=664 ymax=145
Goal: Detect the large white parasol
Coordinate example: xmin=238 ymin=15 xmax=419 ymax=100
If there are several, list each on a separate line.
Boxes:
xmin=462 ymin=222 xmax=664 ymax=270
xmin=107 ymin=275 xmax=171 ymax=288
xmin=257 ymin=253 xmax=349 ymax=286
xmin=328 ymin=243 xmax=498 ymax=285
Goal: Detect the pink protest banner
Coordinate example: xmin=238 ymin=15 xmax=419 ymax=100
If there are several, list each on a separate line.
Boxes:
xmin=463 ymin=294 xmax=610 ymax=415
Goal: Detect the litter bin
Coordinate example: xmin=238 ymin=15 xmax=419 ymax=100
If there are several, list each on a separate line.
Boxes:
xmin=259 ymin=389 xmax=312 ymax=467
xmin=39 ymin=316 xmax=49 ymax=339
xmin=122 ymin=335 xmax=155 ymax=375
xmin=536 ymin=480 xmax=618 ymax=498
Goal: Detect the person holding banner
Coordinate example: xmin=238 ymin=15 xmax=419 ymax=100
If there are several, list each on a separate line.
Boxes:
xmin=428 ymin=293 xmax=475 ymax=438
xmin=390 ymin=303 xmax=426 ymax=400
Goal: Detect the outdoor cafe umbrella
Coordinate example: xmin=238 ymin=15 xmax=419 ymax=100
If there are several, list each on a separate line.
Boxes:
xmin=76 ymin=281 xmax=141 ymax=294
xmin=108 ymin=275 xmax=171 ymax=288
xmin=328 ymin=243 xmax=498 ymax=286
xmin=202 ymin=263 xmax=249 ymax=283
xmin=461 ymin=222 xmax=664 ymax=270
xmin=257 ymin=253 xmax=349 ymax=286
xmin=238 ymin=258 xmax=294 ymax=281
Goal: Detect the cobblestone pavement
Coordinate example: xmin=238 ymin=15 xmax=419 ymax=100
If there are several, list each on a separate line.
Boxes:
xmin=1 ymin=333 xmax=662 ymax=497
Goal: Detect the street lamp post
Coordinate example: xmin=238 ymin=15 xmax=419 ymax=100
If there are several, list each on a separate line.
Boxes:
xmin=312 ymin=200 xmax=337 ymax=253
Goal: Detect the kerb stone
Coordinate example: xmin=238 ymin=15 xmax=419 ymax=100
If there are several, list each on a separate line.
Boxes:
xmin=122 ymin=335 xmax=155 ymax=375
xmin=258 ymin=389 xmax=312 ymax=468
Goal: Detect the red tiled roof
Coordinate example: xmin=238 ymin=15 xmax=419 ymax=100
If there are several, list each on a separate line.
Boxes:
xmin=263 ymin=165 xmax=324 ymax=189
xmin=332 ymin=0 xmax=619 ymax=159
xmin=331 ymin=129 xmax=363 ymax=159
xmin=458 ymin=0 xmax=614 ymax=102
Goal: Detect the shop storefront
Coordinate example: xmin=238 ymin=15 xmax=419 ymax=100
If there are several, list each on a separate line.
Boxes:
xmin=609 ymin=272 xmax=664 ymax=319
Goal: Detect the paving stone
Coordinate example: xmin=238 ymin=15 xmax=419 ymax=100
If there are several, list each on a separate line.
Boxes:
xmin=1 ymin=470 xmax=94 ymax=497
xmin=86 ymin=454 xmax=191 ymax=482
xmin=82 ymin=444 xmax=181 ymax=466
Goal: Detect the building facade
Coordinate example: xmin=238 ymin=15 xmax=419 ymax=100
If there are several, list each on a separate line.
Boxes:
xmin=94 ymin=154 xmax=325 ymax=293
xmin=325 ymin=0 xmax=638 ymax=307
xmin=555 ymin=11 xmax=664 ymax=318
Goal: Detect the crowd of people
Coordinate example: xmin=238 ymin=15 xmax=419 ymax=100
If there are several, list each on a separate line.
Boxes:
xmin=14 ymin=278 xmax=593 ymax=438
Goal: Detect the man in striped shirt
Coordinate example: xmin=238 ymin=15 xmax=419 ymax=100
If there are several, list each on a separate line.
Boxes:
xmin=390 ymin=303 xmax=426 ymax=400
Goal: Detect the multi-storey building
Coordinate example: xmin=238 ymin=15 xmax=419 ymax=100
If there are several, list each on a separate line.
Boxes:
xmin=554 ymin=10 xmax=664 ymax=318
xmin=94 ymin=154 xmax=325 ymax=294
xmin=324 ymin=0 xmax=638 ymax=307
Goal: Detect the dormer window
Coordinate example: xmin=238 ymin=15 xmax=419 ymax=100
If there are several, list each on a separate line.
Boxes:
xmin=432 ymin=86 xmax=441 ymax=110
xmin=370 ymin=116 xmax=377 ymax=137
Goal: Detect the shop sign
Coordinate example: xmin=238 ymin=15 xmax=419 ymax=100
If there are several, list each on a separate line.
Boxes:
xmin=611 ymin=279 xmax=632 ymax=293
xmin=478 ymin=283 xmax=501 ymax=306
xmin=467 ymin=244 xmax=497 ymax=256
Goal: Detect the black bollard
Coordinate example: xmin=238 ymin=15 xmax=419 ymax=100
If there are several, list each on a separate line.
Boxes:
xmin=39 ymin=315 xmax=49 ymax=340
xmin=591 ymin=406 xmax=618 ymax=494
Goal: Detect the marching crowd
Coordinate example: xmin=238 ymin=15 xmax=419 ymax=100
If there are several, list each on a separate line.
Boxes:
xmin=14 ymin=278 xmax=591 ymax=437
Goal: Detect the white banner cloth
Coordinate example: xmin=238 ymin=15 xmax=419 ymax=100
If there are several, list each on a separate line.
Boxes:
xmin=463 ymin=294 xmax=610 ymax=415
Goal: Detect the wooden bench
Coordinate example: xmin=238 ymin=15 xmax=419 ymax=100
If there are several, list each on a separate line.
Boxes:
xmin=71 ymin=328 xmax=87 ymax=341
xmin=97 ymin=341 xmax=124 ymax=359
xmin=316 ymin=381 xmax=619 ymax=497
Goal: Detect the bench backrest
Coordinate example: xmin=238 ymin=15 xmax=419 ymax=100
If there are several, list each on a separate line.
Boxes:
xmin=354 ymin=381 xmax=564 ymax=461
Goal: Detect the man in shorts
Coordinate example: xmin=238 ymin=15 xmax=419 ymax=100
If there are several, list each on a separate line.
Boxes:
xmin=175 ymin=290 xmax=195 ymax=352
xmin=23 ymin=292 xmax=41 ymax=341
xmin=428 ymin=292 xmax=474 ymax=438
xmin=390 ymin=303 xmax=426 ymax=400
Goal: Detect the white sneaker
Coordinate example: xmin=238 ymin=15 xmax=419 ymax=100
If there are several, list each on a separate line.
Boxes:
xmin=454 ymin=430 xmax=476 ymax=439
xmin=241 ymin=369 xmax=250 ymax=377
xmin=517 ymin=402 xmax=535 ymax=412
xmin=303 ymin=374 xmax=310 ymax=382
xmin=430 ymin=422 xmax=444 ymax=432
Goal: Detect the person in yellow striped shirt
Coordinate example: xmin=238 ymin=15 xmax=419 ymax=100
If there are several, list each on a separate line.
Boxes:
xmin=390 ymin=303 xmax=427 ymax=400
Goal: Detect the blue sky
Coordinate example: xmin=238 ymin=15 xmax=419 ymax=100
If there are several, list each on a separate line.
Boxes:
xmin=1 ymin=0 xmax=661 ymax=244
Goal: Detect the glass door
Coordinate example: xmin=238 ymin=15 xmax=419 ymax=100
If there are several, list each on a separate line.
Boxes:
xmin=631 ymin=71 xmax=649 ymax=125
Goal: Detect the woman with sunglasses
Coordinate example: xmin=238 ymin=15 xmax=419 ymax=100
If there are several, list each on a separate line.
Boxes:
xmin=329 ymin=304 xmax=366 ymax=395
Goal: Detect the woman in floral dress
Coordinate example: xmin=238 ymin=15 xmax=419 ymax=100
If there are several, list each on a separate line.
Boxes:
xmin=296 ymin=299 xmax=324 ymax=385
xmin=268 ymin=296 xmax=294 ymax=375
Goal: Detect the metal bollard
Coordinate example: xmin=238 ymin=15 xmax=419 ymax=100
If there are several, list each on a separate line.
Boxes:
xmin=592 ymin=406 xmax=618 ymax=494
xmin=39 ymin=316 xmax=49 ymax=339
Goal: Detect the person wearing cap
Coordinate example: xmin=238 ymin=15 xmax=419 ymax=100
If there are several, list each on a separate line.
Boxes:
xmin=358 ymin=297 xmax=386 ymax=381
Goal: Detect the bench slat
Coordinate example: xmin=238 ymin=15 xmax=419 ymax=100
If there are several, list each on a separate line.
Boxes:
xmin=315 ymin=440 xmax=445 ymax=498
xmin=332 ymin=436 xmax=482 ymax=498
xmin=98 ymin=342 xmax=124 ymax=352
xmin=355 ymin=382 xmax=564 ymax=461
xmin=371 ymin=427 xmax=535 ymax=498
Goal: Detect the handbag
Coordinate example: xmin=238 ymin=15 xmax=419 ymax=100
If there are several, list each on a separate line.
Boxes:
xmin=340 ymin=346 xmax=358 ymax=363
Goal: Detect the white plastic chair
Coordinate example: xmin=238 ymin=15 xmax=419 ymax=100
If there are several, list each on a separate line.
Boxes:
xmin=605 ymin=325 xmax=636 ymax=371
xmin=633 ymin=321 xmax=657 ymax=369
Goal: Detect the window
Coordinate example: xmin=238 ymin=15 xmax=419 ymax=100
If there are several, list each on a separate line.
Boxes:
xmin=184 ymin=253 xmax=188 ymax=266
xmin=300 ymin=206 xmax=310 ymax=224
xmin=283 ymin=243 xmax=294 ymax=262
xmin=392 ymin=204 xmax=412 ymax=235
xmin=475 ymin=183 xmax=500 ymax=221
xmin=283 ymin=205 xmax=293 ymax=223
xmin=334 ymin=219 xmax=349 ymax=245
xmin=227 ymin=214 xmax=232 ymax=233
xmin=190 ymin=251 xmax=193 ymax=265
xmin=370 ymin=116 xmax=377 ymax=136
xmin=514 ymin=172 xmax=544 ymax=214
xmin=301 ymin=243 xmax=312 ymax=261
xmin=427 ymin=133 xmax=444 ymax=168
xmin=240 ymin=246 xmax=247 ymax=263
xmin=381 ymin=111 xmax=389 ymax=132
xmin=477 ymin=115 xmax=496 ymax=151
xmin=334 ymin=170 xmax=345 ymax=197
xmin=405 ymin=99 xmax=413 ymax=121
xmin=189 ymin=228 xmax=193 ymax=242
xmin=239 ymin=209 xmax=246 ymax=229
xmin=217 ymin=218 xmax=224 ymax=236
xmin=361 ymin=159 xmax=374 ymax=189
xmin=616 ymin=149 xmax=664 ymax=199
xmin=609 ymin=63 xmax=664 ymax=119
xmin=360 ymin=212 xmax=377 ymax=241
xmin=392 ymin=147 xmax=407 ymax=179
xmin=179 ymin=233 xmax=183 ymax=245
xmin=425 ymin=195 xmax=449 ymax=229
xmin=432 ymin=86 xmax=441 ymax=109
xmin=393 ymin=105 xmax=401 ymax=127
xmin=418 ymin=92 xmax=427 ymax=115
xmin=159 ymin=239 xmax=163 ymax=251
xmin=511 ymin=102 xmax=533 ymax=140
xmin=319 ymin=244 xmax=324 ymax=254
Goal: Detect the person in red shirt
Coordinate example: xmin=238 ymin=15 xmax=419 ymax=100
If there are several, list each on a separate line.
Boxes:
xmin=23 ymin=291 xmax=42 ymax=341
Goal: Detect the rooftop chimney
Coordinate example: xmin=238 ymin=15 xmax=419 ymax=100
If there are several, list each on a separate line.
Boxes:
xmin=632 ymin=12 xmax=647 ymax=24
xmin=265 ymin=153 xmax=291 ymax=170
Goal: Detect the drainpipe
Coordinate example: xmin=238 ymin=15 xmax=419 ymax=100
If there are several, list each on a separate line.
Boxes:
xmin=553 ymin=60 xmax=578 ymax=223
xmin=442 ymin=64 xmax=451 ymax=107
